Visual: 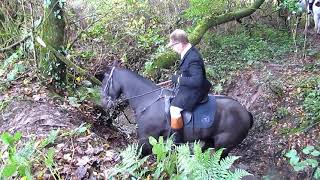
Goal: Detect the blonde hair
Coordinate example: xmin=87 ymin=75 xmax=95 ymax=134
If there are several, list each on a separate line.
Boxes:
xmin=170 ymin=29 xmax=189 ymax=45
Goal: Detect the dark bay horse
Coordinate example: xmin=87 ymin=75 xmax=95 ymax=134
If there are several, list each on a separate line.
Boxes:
xmin=101 ymin=67 xmax=253 ymax=157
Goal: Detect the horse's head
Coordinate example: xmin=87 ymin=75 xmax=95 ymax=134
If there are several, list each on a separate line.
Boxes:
xmin=101 ymin=66 xmax=122 ymax=108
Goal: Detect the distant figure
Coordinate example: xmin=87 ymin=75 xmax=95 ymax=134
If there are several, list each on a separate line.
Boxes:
xmin=309 ymin=0 xmax=315 ymax=14
xmin=167 ymin=29 xmax=212 ymax=144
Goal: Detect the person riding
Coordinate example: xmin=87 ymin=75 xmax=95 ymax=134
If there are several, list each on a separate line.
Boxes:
xmin=168 ymin=29 xmax=212 ymax=144
xmin=309 ymin=0 xmax=314 ymax=14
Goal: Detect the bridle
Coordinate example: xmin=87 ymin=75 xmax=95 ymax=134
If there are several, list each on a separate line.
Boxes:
xmin=103 ymin=66 xmax=116 ymax=97
xmin=102 ymin=67 xmax=173 ymax=138
xmin=102 ymin=67 xmax=164 ymax=113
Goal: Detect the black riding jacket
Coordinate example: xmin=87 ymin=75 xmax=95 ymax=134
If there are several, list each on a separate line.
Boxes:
xmin=171 ymin=46 xmax=212 ymax=111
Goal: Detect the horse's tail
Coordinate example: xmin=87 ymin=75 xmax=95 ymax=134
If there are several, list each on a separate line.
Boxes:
xmin=249 ymin=112 xmax=254 ymax=129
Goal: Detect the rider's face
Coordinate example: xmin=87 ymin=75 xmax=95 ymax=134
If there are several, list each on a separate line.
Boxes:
xmin=169 ymin=41 xmax=182 ymax=54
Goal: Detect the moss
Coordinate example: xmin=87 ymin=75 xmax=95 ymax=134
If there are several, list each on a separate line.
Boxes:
xmin=39 ymin=0 xmax=66 ymax=89
xmin=144 ymin=51 xmax=178 ymax=77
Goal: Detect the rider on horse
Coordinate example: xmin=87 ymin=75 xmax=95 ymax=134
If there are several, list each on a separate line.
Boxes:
xmin=168 ymin=29 xmax=212 ymax=144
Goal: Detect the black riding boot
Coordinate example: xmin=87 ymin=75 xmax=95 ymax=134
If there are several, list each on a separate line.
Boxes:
xmin=172 ymin=128 xmax=183 ymax=145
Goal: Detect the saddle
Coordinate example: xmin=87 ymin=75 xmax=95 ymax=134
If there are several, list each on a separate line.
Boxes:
xmin=164 ymin=91 xmax=217 ymax=129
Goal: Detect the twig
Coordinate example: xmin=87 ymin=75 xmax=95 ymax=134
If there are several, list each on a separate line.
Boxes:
xmin=156 ymin=80 xmax=171 ymax=87
xmin=121 ymin=109 xmax=135 ymax=124
xmin=0 ymin=34 xmax=31 ymax=53
xmin=69 ymin=13 xmax=102 ymax=25
xmin=67 ymin=15 xmax=107 ymax=50
xmin=29 ymin=2 xmax=38 ymax=71
xmin=302 ymin=12 xmax=309 ymax=61
xmin=246 ymin=85 xmax=262 ymax=109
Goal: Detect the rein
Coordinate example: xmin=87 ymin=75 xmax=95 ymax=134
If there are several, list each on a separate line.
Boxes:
xmin=121 ymin=88 xmax=163 ymax=102
xmin=103 ymin=67 xmax=165 ymax=114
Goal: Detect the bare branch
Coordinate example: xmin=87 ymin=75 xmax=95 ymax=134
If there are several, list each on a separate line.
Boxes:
xmin=0 ymin=34 xmax=31 ymax=53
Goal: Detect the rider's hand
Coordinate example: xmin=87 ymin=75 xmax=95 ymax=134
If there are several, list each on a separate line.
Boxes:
xmin=171 ymin=74 xmax=179 ymax=84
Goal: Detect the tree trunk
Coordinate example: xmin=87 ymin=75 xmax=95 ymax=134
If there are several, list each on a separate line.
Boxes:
xmin=144 ymin=0 xmax=265 ymax=77
xmin=39 ymin=0 xmax=66 ymax=90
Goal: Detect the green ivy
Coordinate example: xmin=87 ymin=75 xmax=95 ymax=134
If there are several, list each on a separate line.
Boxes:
xmin=285 ymin=146 xmax=320 ymax=179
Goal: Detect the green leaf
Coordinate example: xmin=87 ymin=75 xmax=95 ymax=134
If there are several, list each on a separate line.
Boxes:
xmin=1 ymin=132 xmax=20 ymax=146
xmin=41 ymin=129 xmax=59 ymax=147
xmin=68 ymin=97 xmax=80 ymax=107
xmin=314 ymin=167 xmax=320 ymax=179
xmin=72 ymin=123 xmax=88 ymax=136
xmin=305 ymin=158 xmax=318 ymax=168
xmin=302 ymin=146 xmax=314 ymax=155
xmin=149 ymin=136 xmax=157 ymax=146
xmin=285 ymin=149 xmax=297 ymax=158
xmin=2 ymin=163 xmax=18 ymax=177
xmin=7 ymin=71 xmax=17 ymax=81
xmin=293 ymin=161 xmax=307 ymax=172
xmin=45 ymin=148 xmax=55 ymax=167
xmin=311 ymin=150 xmax=320 ymax=157
xmin=289 ymin=156 xmax=300 ymax=166
xmin=1 ymin=132 xmax=13 ymax=145
xmin=158 ymin=136 xmax=164 ymax=144
xmin=13 ymin=132 xmax=22 ymax=142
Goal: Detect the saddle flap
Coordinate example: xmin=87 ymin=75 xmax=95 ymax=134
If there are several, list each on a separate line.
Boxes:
xmin=165 ymin=94 xmax=217 ymax=129
xmin=182 ymin=111 xmax=192 ymax=125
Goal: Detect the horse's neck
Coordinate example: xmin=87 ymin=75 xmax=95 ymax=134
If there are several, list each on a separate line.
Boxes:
xmin=118 ymin=70 xmax=159 ymax=112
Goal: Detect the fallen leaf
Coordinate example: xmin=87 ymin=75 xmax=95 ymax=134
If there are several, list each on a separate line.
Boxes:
xmin=104 ymin=150 xmax=118 ymax=161
xmin=33 ymin=94 xmax=42 ymax=101
xmin=76 ymin=156 xmax=90 ymax=166
xmin=63 ymin=153 xmax=72 ymax=161
xmin=75 ymin=165 xmax=88 ymax=179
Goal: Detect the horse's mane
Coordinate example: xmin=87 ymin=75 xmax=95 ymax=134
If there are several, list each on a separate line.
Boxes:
xmin=120 ymin=68 xmax=158 ymax=88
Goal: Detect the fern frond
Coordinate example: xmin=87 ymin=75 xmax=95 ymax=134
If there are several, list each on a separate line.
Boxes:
xmin=108 ymin=143 xmax=148 ymax=178
xmin=227 ymin=169 xmax=252 ymax=180
xmin=219 ymin=156 xmax=241 ymax=170
xmin=177 ymin=144 xmax=193 ymax=175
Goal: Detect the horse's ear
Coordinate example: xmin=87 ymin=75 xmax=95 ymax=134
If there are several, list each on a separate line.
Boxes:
xmin=112 ymin=60 xmax=122 ymax=67
xmin=105 ymin=66 xmax=112 ymax=74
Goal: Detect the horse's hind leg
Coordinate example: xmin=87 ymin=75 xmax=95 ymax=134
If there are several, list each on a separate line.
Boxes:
xmin=202 ymin=140 xmax=215 ymax=152
xmin=214 ymin=133 xmax=238 ymax=159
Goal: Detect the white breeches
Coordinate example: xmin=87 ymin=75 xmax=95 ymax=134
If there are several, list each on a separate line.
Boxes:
xmin=170 ymin=105 xmax=183 ymax=118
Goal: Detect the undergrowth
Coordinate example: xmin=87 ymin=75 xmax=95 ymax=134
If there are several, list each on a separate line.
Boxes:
xmin=202 ymin=24 xmax=302 ymax=83
xmin=108 ymin=136 xmax=251 ymax=179
xmin=285 ymin=146 xmax=320 ymax=179
xmin=297 ymin=76 xmax=320 ymax=127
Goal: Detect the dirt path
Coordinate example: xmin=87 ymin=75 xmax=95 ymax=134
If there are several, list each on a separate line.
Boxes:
xmin=226 ymin=31 xmax=320 ymax=178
